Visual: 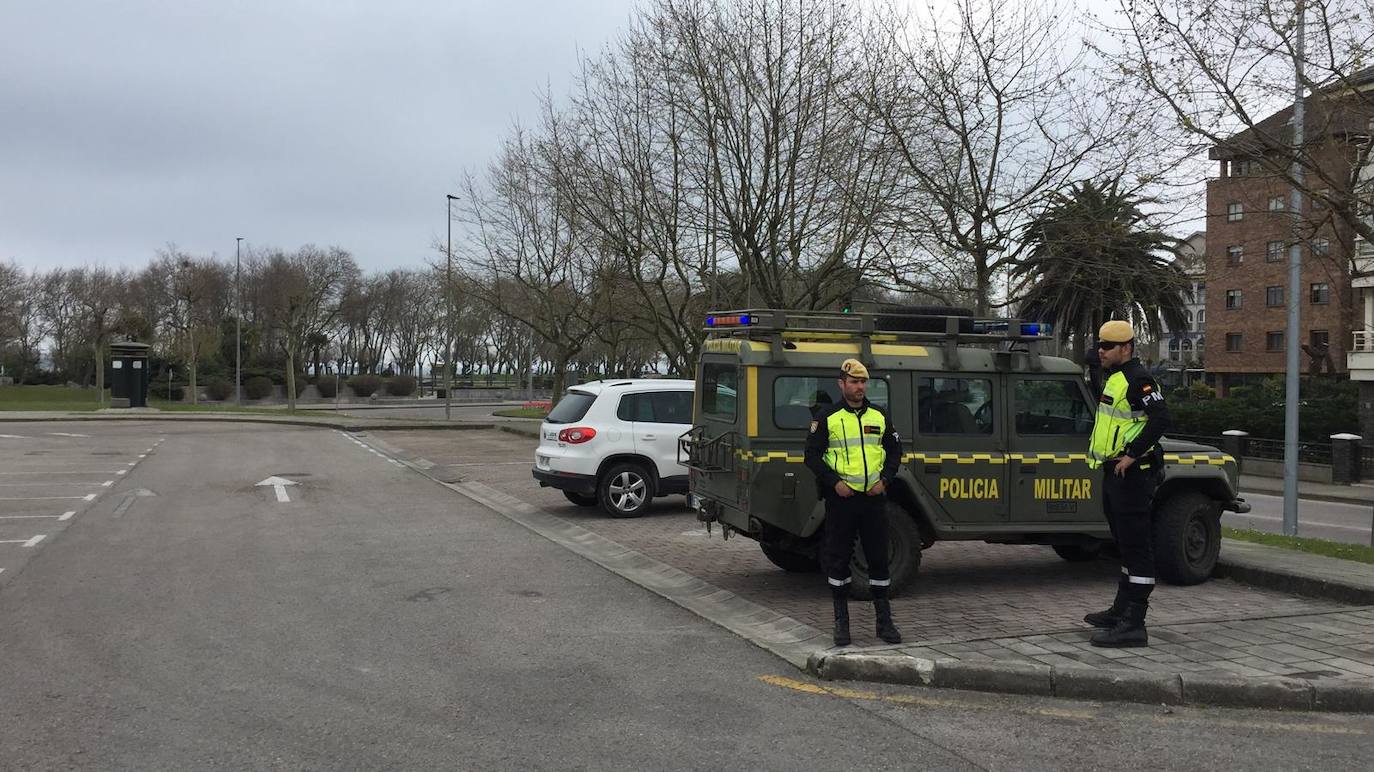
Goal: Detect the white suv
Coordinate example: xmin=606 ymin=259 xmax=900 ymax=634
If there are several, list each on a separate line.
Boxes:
xmin=532 ymin=379 xmax=695 ymax=517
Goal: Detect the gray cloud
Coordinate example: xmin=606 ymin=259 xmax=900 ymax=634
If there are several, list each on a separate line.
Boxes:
xmin=0 ymin=0 xmax=636 ymax=271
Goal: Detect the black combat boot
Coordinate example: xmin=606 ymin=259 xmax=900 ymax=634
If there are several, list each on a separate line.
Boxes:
xmin=871 ymin=586 xmax=902 ymax=644
xmin=1090 ymin=601 xmax=1148 ymax=648
xmin=832 ymin=586 xmax=851 ymax=647
xmin=1083 ymin=577 xmax=1129 ymax=629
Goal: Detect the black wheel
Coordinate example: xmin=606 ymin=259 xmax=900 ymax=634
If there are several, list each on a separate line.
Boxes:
xmin=847 ymin=502 xmax=922 ymax=600
xmin=598 ymin=462 xmax=655 ymax=518
xmin=563 ymin=491 xmax=598 ymax=507
xmin=1154 ymin=491 xmax=1220 ymax=585
xmin=759 ymin=544 xmax=821 ymax=573
xmin=1053 ymin=542 xmax=1105 ymax=562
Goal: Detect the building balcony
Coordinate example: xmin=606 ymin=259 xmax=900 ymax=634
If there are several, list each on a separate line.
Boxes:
xmin=1350 ymin=330 xmax=1374 ymax=381
xmin=1356 ymin=238 xmax=1374 ymax=289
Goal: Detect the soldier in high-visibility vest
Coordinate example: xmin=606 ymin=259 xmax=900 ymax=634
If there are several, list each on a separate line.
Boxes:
xmin=804 ymin=358 xmax=903 ymax=647
xmin=1085 ymin=320 xmax=1172 ymax=647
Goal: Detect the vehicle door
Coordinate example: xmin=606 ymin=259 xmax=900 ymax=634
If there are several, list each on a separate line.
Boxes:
xmin=908 ymin=374 xmax=1008 ymax=523
xmin=1006 ymin=375 xmax=1103 ymax=523
xmin=621 ymin=389 xmax=695 ymax=484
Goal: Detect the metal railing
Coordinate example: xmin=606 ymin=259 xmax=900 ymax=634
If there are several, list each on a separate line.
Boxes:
xmin=1354 ymin=330 xmax=1374 ymax=352
xmin=1165 ymin=432 xmax=1336 ymax=466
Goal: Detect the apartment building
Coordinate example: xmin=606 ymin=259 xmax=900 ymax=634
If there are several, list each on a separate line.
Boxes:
xmin=1204 ymin=73 xmax=1374 ymax=396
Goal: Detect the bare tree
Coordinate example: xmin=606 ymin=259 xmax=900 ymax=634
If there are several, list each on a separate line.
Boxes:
xmin=69 ymin=267 xmax=128 ymax=400
xmin=459 ymin=129 xmax=603 ymax=403
xmin=148 ymin=247 xmax=230 ymax=403
xmin=1099 ymin=0 xmax=1374 ymax=250
xmin=262 ymin=246 xmax=357 ymax=409
xmin=858 ymin=0 xmax=1155 ymax=314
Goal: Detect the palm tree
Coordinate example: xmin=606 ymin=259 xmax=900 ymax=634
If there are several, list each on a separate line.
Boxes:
xmin=1011 ymin=177 xmax=1189 ymax=362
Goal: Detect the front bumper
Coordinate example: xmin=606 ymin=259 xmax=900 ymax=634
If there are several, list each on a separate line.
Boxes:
xmin=532 ymin=467 xmax=597 ymax=495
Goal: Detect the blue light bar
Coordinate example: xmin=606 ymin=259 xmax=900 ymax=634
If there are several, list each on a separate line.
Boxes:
xmin=1020 ymin=322 xmax=1052 ymax=336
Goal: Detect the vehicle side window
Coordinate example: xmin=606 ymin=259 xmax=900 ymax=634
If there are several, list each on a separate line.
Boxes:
xmin=649 ymin=391 xmax=694 ymax=424
xmin=1014 ymin=379 xmax=1093 ymax=435
xmin=773 ymin=375 xmax=889 ymax=429
xmin=701 ymin=363 xmax=737 ymax=421
xmin=917 ymin=377 xmax=993 ymax=435
xmin=616 ymin=393 xmax=653 ymax=422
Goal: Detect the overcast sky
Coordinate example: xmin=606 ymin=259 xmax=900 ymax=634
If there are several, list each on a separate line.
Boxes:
xmin=1 ymin=0 xmax=640 ymax=274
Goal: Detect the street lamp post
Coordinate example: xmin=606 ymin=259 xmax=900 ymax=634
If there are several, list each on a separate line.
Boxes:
xmin=235 ymin=237 xmax=243 ymax=407
xmin=445 ymin=194 xmax=459 ymax=421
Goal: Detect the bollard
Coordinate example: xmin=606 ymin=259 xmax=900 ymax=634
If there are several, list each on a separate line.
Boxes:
xmin=1222 ymin=430 xmax=1249 ymax=479
xmin=1330 ymin=433 xmax=1363 ymax=486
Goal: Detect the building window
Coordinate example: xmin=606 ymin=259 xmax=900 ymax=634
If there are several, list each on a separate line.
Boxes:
xmin=1266 ymin=286 xmax=1284 ymax=307
xmin=1197 ymin=310 xmax=1206 ymax=329
xmin=1168 ymin=338 xmax=1181 ymax=361
xmin=1226 ymin=202 xmax=1244 ymax=222
xmin=1310 ymin=283 xmax=1330 ymax=304
xmin=1226 ymin=289 xmax=1243 ymax=309
xmin=1267 ymin=240 xmax=1286 ymax=262
xmin=1197 ymin=336 xmax=1205 ymax=358
xmin=1311 ymin=238 xmax=1330 ymax=257
xmin=1310 ymin=329 xmax=1330 ymax=348
xmin=1186 ymin=310 xmax=1195 ymax=330
xmin=1226 ymin=333 xmax=1243 ymax=352
xmin=1227 ymin=245 xmax=1244 ymax=265
xmin=1233 ymin=159 xmax=1258 ymax=176
xmin=1266 ymin=331 xmax=1284 ymax=352
xmin=1268 ymin=195 xmax=1285 ymax=211
xmin=1182 ymin=339 xmax=1193 ymax=357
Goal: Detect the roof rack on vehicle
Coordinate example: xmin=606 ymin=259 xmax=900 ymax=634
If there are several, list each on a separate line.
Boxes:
xmin=703 ymin=309 xmax=1052 ymax=371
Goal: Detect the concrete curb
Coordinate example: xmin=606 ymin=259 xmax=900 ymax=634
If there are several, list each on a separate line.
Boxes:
xmin=807 ymin=650 xmax=1374 ymax=712
xmin=1215 ymin=538 xmax=1374 ymax=606
xmin=0 ymin=411 xmax=513 ymax=434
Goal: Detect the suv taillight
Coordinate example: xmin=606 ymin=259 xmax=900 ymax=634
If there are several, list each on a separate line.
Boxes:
xmin=558 ymin=427 xmax=597 ymax=444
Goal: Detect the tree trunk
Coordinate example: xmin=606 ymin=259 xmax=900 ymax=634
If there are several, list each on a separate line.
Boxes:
xmin=92 ymin=341 xmax=104 ymax=405
xmin=285 ymin=351 xmax=297 ymax=410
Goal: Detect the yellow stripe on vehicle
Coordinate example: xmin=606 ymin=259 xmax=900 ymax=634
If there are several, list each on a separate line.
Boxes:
xmin=746 ymin=366 xmax=758 ymax=438
xmin=1164 ymin=453 xmax=1234 ymax=466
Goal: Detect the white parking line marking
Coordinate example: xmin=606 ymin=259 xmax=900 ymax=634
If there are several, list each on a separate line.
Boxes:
xmin=0 ymin=514 xmax=68 ymax=520
xmin=0 ymin=434 xmax=28 ymax=439
xmin=46 ymin=432 xmax=89 ymax=437
xmin=0 ymin=495 xmax=93 ymax=501
xmin=102 ymin=480 xmax=114 ymax=487
xmin=116 ymin=470 xmax=127 ymax=475
xmin=0 ymin=470 xmax=124 ymax=476
xmin=0 ymin=536 xmax=46 ymax=546
xmin=60 ymin=511 xmax=75 ymax=521
xmin=24 ymin=535 xmax=44 ymax=547
xmin=0 ymin=481 xmax=106 ymax=487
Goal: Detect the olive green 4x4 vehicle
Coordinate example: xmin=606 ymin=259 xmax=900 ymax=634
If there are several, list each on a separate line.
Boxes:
xmin=679 ymin=309 xmax=1251 ymax=598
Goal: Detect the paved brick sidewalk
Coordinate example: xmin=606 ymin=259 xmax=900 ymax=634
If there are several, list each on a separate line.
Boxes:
xmin=372 ymin=429 xmax=1374 ymax=690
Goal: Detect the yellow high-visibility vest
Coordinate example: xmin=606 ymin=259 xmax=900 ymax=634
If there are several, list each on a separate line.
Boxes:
xmin=1088 ymin=370 xmax=1147 ymax=469
xmin=823 ymin=406 xmax=888 ymax=491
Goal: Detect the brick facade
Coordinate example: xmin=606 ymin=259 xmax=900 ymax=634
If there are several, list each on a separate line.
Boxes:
xmin=1204 ymin=141 xmax=1356 ymax=393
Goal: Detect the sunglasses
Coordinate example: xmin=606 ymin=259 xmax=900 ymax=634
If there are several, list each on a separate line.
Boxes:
xmin=1096 ymin=341 xmax=1127 ymax=351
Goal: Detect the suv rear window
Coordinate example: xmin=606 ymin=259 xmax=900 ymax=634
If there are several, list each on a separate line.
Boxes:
xmin=617 ymin=391 xmax=694 ymax=424
xmin=545 ymin=391 xmax=597 ymax=424
xmin=700 ymin=363 xmax=737 ymax=421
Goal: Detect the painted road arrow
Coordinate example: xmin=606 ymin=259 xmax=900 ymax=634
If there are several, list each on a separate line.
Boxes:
xmin=255 ymin=476 xmax=298 ymax=503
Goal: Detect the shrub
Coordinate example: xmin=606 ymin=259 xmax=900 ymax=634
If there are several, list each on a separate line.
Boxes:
xmin=205 ymin=378 xmax=234 ymax=401
xmin=244 ymin=376 xmax=275 ymax=400
xmin=349 ymin=374 xmax=383 ymax=397
xmin=316 ymin=376 xmax=339 ymax=398
xmin=150 ymin=383 xmax=186 ymax=401
xmin=387 ymin=374 xmax=417 ymax=396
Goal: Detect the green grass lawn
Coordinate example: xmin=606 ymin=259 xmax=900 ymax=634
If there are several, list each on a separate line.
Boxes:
xmin=1224 ymin=527 xmax=1374 ymax=565
xmin=0 ymin=385 xmax=308 ymax=416
xmin=492 ymin=407 xmax=549 ymax=419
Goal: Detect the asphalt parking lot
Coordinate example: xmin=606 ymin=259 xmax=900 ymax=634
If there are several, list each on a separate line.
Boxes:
xmin=0 ymin=427 xmax=165 ymax=582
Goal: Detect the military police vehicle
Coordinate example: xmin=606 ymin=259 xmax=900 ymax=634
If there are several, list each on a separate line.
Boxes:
xmin=679 ymin=308 xmax=1251 ymax=597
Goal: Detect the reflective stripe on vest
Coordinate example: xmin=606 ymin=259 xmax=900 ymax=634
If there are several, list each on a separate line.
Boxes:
xmin=1087 ymin=370 xmax=1147 ymax=469
xmin=823 ymin=406 xmax=887 ymax=492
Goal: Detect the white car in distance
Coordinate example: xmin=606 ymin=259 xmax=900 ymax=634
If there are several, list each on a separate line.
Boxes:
xmin=532 ymin=379 xmax=695 ymax=517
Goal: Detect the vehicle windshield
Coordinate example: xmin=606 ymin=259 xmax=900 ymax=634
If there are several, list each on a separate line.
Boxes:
xmin=545 ymin=391 xmax=597 ymax=424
